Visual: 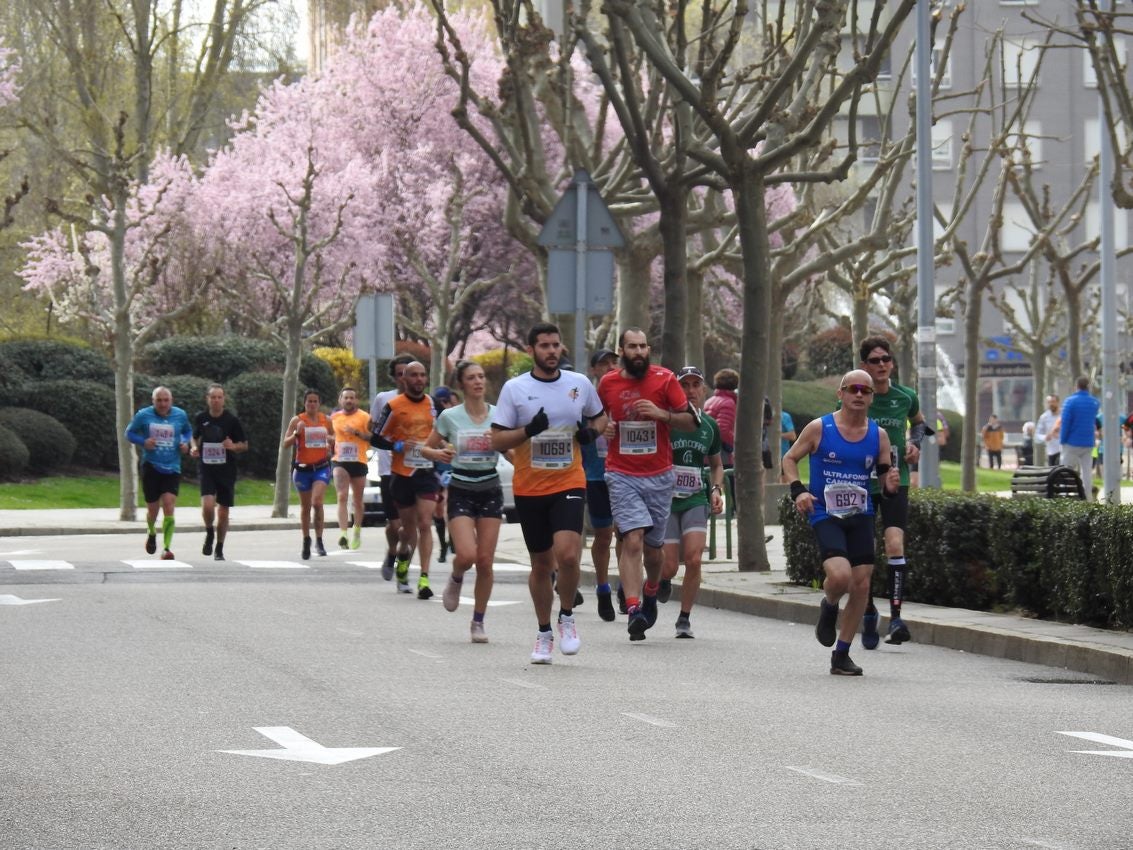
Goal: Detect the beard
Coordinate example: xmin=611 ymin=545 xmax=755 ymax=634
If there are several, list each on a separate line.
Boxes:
xmin=622 ymin=352 xmax=649 ymax=379
xmin=533 ymin=350 xmax=559 ymax=374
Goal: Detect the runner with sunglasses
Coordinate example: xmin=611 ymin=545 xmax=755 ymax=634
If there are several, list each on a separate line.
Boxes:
xmin=857 ymin=336 xmax=931 ymax=648
xmin=783 ymin=370 xmax=899 ymax=675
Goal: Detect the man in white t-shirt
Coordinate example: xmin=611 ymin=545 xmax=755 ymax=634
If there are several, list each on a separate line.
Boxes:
xmin=1035 ymin=394 xmax=1061 ymax=466
xmin=370 ymin=354 xmax=414 ymax=579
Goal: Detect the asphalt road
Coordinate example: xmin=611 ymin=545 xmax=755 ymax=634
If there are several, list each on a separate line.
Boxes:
xmin=2 ymin=530 xmax=1132 ymax=849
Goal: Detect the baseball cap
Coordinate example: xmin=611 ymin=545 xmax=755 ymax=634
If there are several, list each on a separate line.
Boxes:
xmin=589 ymin=349 xmax=617 ymax=368
xmin=676 ymin=366 xmax=705 ymax=381
xmin=432 ymin=386 xmax=453 ymax=402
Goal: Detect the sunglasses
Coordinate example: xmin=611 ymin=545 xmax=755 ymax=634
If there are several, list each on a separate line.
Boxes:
xmin=865 ymin=355 xmax=893 ymax=365
xmin=841 ymin=384 xmax=875 ymax=395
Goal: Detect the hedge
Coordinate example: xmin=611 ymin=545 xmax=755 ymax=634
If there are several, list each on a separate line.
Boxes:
xmin=781 ymin=489 xmax=1133 ymax=629
xmin=14 ymin=379 xmax=119 ymax=469
xmin=0 ymin=338 xmax=114 ymax=386
xmin=228 ymin=371 xmax=285 ymax=477
xmin=0 ymin=424 xmax=29 ymax=478
xmin=0 ymin=408 xmax=77 ymax=472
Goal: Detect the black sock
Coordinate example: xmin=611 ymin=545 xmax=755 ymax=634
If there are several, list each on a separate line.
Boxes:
xmin=680 ymin=610 xmax=691 ymax=620
xmin=559 ymin=608 xmax=573 ymax=619
xmin=889 ymin=558 xmax=907 ymax=617
xmin=434 ymin=517 xmax=446 ymax=549
xmin=539 ymin=623 xmax=552 ymax=633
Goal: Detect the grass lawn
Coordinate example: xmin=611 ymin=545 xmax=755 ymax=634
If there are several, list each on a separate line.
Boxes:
xmin=0 ymin=472 xmax=291 ymax=509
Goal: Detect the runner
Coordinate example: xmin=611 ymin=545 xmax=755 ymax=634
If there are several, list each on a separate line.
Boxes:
xmin=782 ymin=370 xmax=900 ymax=676
xmin=491 ymin=322 xmax=605 ymax=664
xmin=190 ymin=383 xmax=248 ymax=561
xmin=370 ymin=354 xmax=414 ymax=579
xmin=283 ymin=388 xmax=334 ymax=559
xmin=582 ymin=348 xmax=619 ymax=621
xmin=431 ymin=385 xmax=460 ymax=565
xmin=660 ymin=367 xmax=725 ymax=638
xmin=423 ymin=361 xmax=504 ymax=642
xmin=124 ymin=386 xmax=193 ymax=560
xmin=597 ymin=328 xmax=697 ymax=642
xmin=330 ymin=386 xmax=370 ymax=551
xmin=370 ymin=361 xmax=439 ymax=598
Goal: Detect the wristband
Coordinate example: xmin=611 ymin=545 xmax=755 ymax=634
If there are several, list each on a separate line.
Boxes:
xmin=393 ymin=440 xmax=404 ymax=453
xmin=876 ymin=463 xmax=891 ymax=476
xmin=789 ymin=480 xmax=807 ymax=501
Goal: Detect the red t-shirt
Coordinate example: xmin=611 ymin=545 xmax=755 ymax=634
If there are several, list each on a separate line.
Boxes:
xmin=597 ymin=366 xmax=688 ymax=476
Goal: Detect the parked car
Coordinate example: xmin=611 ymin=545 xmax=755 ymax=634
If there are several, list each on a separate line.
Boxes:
xmin=350 ymin=449 xmax=516 ymax=526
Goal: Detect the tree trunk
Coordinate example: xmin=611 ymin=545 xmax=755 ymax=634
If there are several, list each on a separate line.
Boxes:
xmin=961 ymin=278 xmax=983 ymax=492
xmin=732 ymin=168 xmax=770 ymax=572
xmin=272 ymin=323 xmax=303 ymax=518
xmin=686 ymin=266 xmax=704 ymax=371
xmin=110 ymin=194 xmax=137 ymax=521
xmin=767 ymin=286 xmax=786 ymax=479
xmin=851 ymin=275 xmax=870 ymax=350
xmin=616 ymin=245 xmax=653 ymax=334
xmin=1065 ymin=293 xmax=1082 ymax=379
xmin=1032 ymin=354 xmax=1048 ymax=465
xmin=657 ymin=191 xmax=688 ymax=370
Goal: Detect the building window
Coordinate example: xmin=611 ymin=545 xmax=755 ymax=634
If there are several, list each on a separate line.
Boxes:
xmin=931 ymin=119 xmax=953 ymax=170
xmin=912 ymin=42 xmax=952 ymax=89
xmin=1084 ymin=39 xmax=1126 ymax=88
xmin=1004 ymin=38 xmax=1039 ymax=88
xmin=1002 ymin=202 xmax=1034 ymax=253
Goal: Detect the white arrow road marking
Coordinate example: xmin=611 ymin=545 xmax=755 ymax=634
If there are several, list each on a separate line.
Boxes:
xmin=219 ymin=727 xmax=400 ymax=765
xmin=460 ymin=597 xmax=520 ymax=607
xmin=237 ymin=561 xmax=309 ymax=570
xmin=8 ymin=560 xmax=73 ymax=570
xmin=123 ymin=559 xmax=193 ymax=570
xmin=0 ymin=594 xmax=60 ymax=605
xmin=621 ymin=712 xmax=678 ymax=728
xmin=785 ymin=766 xmax=861 ymax=785
xmin=1056 ymin=731 xmax=1133 ymax=758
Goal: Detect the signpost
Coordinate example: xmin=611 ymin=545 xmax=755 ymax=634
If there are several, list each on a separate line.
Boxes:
xmin=354 ymin=293 xmax=396 ymax=399
xmin=537 ymin=170 xmax=625 ymax=367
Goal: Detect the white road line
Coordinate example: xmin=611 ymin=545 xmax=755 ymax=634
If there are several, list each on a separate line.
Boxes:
xmin=620 ymin=712 xmax=678 ymax=728
xmin=460 ymin=597 xmax=521 ymax=607
xmin=0 ymin=549 xmax=42 ymax=557
xmin=123 ymin=559 xmax=193 ymax=569
xmin=347 ymin=561 xmax=384 ymax=569
xmin=335 ymin=627 xmax=365 ymax=637
xmin=0 ymin=594 xmax=60 ymax=605
xmin=785 ymin=766 xmax=861 ymax=785
xmin=492 ymin=562 xmax=531 ymax=573
xmin=408 ymin=648 xmax=444 ymax=660
xmin=500 ymin=678 xmax=547 ymax=691
xmin=8 ymin=560 xmax=74 ymax=571
xmin=236 ymin=560 xmax=310 ymax=570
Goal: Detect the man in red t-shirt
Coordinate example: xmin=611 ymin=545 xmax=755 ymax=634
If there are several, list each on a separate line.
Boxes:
xmin=597 ymin=328 xmax=697 ymax=641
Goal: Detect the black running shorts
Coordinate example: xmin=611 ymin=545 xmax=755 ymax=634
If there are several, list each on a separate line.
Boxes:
xmin=515 ymin=489 xmax=586 ymax=554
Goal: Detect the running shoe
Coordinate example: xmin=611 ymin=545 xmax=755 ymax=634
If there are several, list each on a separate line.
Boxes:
xmin=381 ymin=553 xmax=395 ymax=581
xmin=530 ymin=630 xmax=554 ymax=664
xmin=642 ymin=593 xmax=659 ymax=628
xmin=470 ymin=620 xmax=488 ymax=644
xmin=395 ymin=557 xmax=410 ymax=585
xmin=338 ymin=534 xmax=349 ymax=550
xmin=675 ymin=616 xmax=694 ymax=639
xmin=815 ymin=598 xmax=838 ymax=647
xmin=558 ymin=614 xmax=581 ymax=655
xmin=627 ymin=606 xmax=649 ymax=642
xmin=573 ymin=589 xmax=584 ymax=607
xmin=315 ymin=539 xmax=327 ymax=557
xmin=417 ymin=574 xmax=434 ymax=600
xmin=861 ymin=610 xmax=880 ymax=650
xmin=596 ymin=589 xmax=616 ymax=622
xmin=351 ymin=528 xmax=361 ymax=550
xmin=658 ymin=579 xmax=672 ymax=604
xmin=301 ymin=537 xmax=312 ymax=560
xmin=616 ymin=584 xmax=627 ymax=615
xmin=437 ymin=544 xmax=447 ymax=564
xmin=145 ymin=533 xmax=157 ymax=555
xmin=443 ymin=574 xmax=461 ymax=612
xmin=161 ymin=549 xmax=175 ymax=561
xmin=202 ymin=528 xmax=215 ymax=556
xmin=213 ymin=548 xmax=225 ymax=561
xmin=830 ymin=651 xmax=863 ymax=676
xmin=886 ymin=617 xmax=911 ymax=645
xmin=397 ymin=581 xmax=412 ymax=594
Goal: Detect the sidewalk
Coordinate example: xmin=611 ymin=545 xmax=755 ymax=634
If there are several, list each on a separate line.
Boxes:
xmin=2 ymin=508 xmax=1131 ymax=685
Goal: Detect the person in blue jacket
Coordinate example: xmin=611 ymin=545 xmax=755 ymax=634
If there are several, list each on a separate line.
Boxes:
xmin=125 ymin=386 xmax=193 ymax=559
xmin=1059 ymin=376 xmax=1101 ymax=500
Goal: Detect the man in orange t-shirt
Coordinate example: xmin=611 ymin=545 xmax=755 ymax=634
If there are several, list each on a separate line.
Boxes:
xmin=331 ymin=387 xmax=371 ymax=551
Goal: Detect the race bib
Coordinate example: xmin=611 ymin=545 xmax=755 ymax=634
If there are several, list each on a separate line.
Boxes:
xmin=619 ymin=420 xmax=657 ymax=455
xmin=824 ymin=482 xmax=868 ymax=518
xmin=150 ymin=423 xmax=175 ymax=448
xmin=304 ymin=426 xmax=327 ymax=449
xmin=201 ymin=442 xmax=227 ymax=465
xmin=531 ymin=431 xmax=574 ymax=469
xmin=337 ymin=441 xmax=359 ymax=462
xmin=404 ymin=443 xmax=433 ymax=469
xmin=673 ymin=465 xmax=703 ymax=499
xmin=456 ymin=429 xmax=494 ymax=464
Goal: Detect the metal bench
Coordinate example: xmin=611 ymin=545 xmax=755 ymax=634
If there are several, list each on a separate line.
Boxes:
xmin=1009 ymin=465 xmax=1086 ymax=499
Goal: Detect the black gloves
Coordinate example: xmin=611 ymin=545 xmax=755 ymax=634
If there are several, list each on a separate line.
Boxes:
xmin=524 ymin=407 xmax=549 ymax=437
xmin=576 ymin=419 xmax=599 ymax=444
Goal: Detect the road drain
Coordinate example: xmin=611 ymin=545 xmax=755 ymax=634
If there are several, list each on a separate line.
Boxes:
xmin=1020 ymin=676 xmax=1117 ymax=685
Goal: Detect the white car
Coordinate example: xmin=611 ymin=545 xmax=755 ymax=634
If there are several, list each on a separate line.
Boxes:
xmin=352 ymin=449 xmax=516 ymax=526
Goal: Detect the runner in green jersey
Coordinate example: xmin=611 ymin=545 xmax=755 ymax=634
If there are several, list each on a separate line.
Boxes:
xmin=858 ymin=336 xmax=931 ymax=649
xmin=660 ymin=367 xmax=725 ymax=638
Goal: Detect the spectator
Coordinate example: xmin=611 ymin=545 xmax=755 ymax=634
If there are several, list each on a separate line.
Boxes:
xmin=704 ymin=369 xmax=738 ymax=468
xmin=1020 ymin=421 xmax=1035 ymax=467
xmin=981 ymin=413 xmax=1005 ymax=469
xmin=1060 ymin=376 xmax=1101 ymax=500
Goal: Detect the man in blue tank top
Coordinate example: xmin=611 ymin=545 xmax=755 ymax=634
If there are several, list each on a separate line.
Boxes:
xmin=782 ymin=370 xmax=899 ymax=676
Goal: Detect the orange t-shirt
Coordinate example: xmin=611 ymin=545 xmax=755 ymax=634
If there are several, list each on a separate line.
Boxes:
xmin=331 ymin=409 xmax=371 ymax=464
xmin=374 ymin=394 xmax=436 ymax=477
xmin=294 ymin=412 xmax=332 ymax=466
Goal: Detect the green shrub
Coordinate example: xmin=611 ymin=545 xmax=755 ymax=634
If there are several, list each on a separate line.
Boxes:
xmin=0 ymin=408 xmax=77 ymax=471
xmin=781 ymin=379 xmax=840 ymax=435
xmin=134 ymin=375 xmax=214 ymax=416
xmin=0 ymin=364 xmax=29 ymax=401
xmin=0 ymin=338 xmax=114 ymax=385
xmin=807 ymin=326 xmax=855 ymax=377
xmin=228 ymin=371 xmax=285 ymax=477
xmin=140 ymin=335 xmax=277 ymax=381
xmin=0 ymin=424 xmax=29 ymax=478
xmin=298 ymin=354 xmax=338 ymax=407
xmin=15 ymin=379 xmax=119 ymax=469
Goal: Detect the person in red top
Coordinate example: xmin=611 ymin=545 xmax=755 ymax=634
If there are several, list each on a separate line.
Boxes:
xmin=597 ymin=327 xmax=697 ymax=641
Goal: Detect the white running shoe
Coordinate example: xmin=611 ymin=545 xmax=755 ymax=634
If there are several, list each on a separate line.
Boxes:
xmin=443 ymin=574 xmax=462 ymax=612
xmin=530 ymin=631 xmax=554 ymax=664
xmin=470 ymin=620 xmax=488 ymax=643
xmin=397 ymin=581 xmax=412 ymax=594
xmin=558 ymin=614 xmax=581 ymax=655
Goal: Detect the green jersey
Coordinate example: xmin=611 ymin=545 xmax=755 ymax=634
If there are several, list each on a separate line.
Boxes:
xmin=670 ymin=412 xmax=722 ymax=513
xmin=868 ymin=381 xmax=920 ymax=487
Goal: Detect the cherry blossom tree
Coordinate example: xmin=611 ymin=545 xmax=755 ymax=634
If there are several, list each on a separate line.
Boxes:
xmin=1 ymin=42 xmax=27 ymax=231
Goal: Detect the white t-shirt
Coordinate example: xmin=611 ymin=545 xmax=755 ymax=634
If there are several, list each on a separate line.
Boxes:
xmin=370 ymin=388 xmax=400 ymax=476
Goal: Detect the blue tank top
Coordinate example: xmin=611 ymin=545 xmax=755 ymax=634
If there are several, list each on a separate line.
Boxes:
xmin=807 ymin=413 xmax=881 ymax=526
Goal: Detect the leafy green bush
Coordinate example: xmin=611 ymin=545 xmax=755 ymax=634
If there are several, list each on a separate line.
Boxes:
xmin=228 ymin=371 xmax=285 ymax=477
xmin=15 ymin=379 xmax=119 ymax=469
xmin=0 ymin=338 xmax=114 ymax=386
xmin=140 ymin=335 xmax=277 ymax=381
xmin=0 ymin=408 xmax=77 ymax=471
xmin=781 ymin=379 xmax=839 ymax=434
xmin=134 ymin=375 xmax=214 ymax=415
xmin=0 ymin=424 xmax=29 ymax=478
xmin=298 ymin=354 xmax=338 ymax=406
xmin=807 ymin=326 xmax=855 ymax=377
xmin=471 ymin=348 xmax=534 ymax=398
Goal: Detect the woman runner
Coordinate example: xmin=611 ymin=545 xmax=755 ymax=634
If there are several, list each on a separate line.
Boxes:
xmin=283 ymin=389 xmax=334 ymax=559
